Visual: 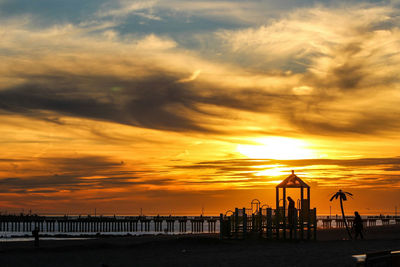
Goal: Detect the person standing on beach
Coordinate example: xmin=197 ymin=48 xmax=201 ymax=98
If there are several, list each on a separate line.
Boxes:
xmin=32 ymin=227 xmax=40 ymax=247
xmin=353 ymin=211 xmax=364 ymax=240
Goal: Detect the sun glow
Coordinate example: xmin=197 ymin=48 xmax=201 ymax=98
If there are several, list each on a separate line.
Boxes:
xmin=237 ymin=137 xmax=315 ymax=160
xmin=254 ymin=167 xmax=288 ymax=177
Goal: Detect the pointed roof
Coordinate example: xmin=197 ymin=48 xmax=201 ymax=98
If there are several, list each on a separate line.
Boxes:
xmin=276 ymin=170 xmax=309 ymax=188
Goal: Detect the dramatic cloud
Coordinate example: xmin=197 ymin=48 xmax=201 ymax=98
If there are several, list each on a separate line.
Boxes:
xmin=217 ymin=5 xmax=400 ymax=135
xmin=1 ymin=5 xmax=400 ymax=137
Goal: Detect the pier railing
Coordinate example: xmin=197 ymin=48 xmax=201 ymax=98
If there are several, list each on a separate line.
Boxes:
xmin=318 ymin=216 xmax=400 ymax=229
xmin=0 ymin=215 xmax=218 ymax=234
xmin=1 ymin=214 xmax=397 ymax=236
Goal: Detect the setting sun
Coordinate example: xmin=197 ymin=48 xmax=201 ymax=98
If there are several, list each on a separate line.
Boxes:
xmin=237 ymin=137 xmax=316 ymax=160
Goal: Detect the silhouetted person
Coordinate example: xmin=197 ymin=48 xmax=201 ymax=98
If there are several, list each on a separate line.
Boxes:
xmin=287 ymin=196 xmax=295 ymax=227
xmin=32 ymin=227 xmax=39 ymax=247
xmin=353 ymin=211 xmax=363 ymax=240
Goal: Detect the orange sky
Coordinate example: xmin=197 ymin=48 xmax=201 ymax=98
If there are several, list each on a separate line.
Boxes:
xmin=1 ymin=0 xmax=400 ymax=216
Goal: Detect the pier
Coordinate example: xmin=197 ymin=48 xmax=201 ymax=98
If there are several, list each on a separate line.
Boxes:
xmin=1 ymin=214 xmax=398 ymax=236
xmin=0 ymin=215 xmax=218 ymax=234
xmin=317 ymin=215 xmax=400 ymax=229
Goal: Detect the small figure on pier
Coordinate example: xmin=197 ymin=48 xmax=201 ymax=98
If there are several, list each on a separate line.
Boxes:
xmin=353 ymin=211 xmax=364 ymax=240
xmin=32 ymin=227 xmax=40 ymax=247
xmin=287 ymin=196 xmax=295 ymax=226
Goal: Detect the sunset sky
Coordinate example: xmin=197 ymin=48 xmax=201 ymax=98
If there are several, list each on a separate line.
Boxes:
xmin=1 ymin=0 xmax=400 ymax=216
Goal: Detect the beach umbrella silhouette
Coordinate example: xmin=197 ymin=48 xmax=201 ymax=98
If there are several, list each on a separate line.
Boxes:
xmin=330 ymin=189 xmax=353 ymax=240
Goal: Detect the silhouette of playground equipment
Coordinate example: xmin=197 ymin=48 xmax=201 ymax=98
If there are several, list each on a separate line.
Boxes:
xmin=220 ymin=171 xmax=317 ymax=240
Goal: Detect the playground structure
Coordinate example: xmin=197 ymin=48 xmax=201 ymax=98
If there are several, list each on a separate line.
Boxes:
xmin=220 ymin=171 xmax=317 ymax=240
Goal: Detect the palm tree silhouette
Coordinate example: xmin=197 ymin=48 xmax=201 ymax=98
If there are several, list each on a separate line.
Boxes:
xmin=330 ymin=189 xmax=353 ymax=240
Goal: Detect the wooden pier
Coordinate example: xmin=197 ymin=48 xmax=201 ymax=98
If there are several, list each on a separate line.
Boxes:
xmin=317 ymin=216 xmax=400 ymax=229
xmin=0 ymin=215 xmax=218 ymax=234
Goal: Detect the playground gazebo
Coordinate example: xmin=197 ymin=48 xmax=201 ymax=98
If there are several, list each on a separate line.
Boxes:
xmin=276 ymin=170 xmax=310 ymax=220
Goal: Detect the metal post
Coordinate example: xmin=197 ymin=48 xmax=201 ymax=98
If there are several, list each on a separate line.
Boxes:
xmin=276 ymin=188 xmax=279 ymax=239
xmin=267 ymin=208 xmax=272 ymax=239
xmin=300 ymin=187 xmax=304 ymax=240
xmin=235 ymin=208 xmax=239 ymax=239
xmin=258 ymin=207 xmax=263 ymax=237
xmin=283 ymin=188 xmax=286 ymax=240
xmin=243 ymin=207 xmax=247 ymax=239
xmin=294 ymin=209 xmax=298 ymax=240
xmin=313 ymin=208 xmax=317 ymax=240
xmin=307 ymin=187 xmax=311 ymax=240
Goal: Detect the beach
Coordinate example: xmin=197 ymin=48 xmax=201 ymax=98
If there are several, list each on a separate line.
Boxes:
xmin=1 ymin=225 xmax=400 ymax=267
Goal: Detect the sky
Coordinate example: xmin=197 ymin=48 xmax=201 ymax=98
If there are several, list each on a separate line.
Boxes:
xmin=1 ymin=0 xmax=400 ymax=216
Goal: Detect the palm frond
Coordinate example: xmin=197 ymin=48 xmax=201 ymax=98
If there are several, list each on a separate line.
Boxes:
xmin=329 ymin=190 xmax=354 ymax=201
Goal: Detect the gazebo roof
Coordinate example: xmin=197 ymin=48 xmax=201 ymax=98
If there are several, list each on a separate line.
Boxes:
xmin=276 ymin=170 xmax=310 ymax=188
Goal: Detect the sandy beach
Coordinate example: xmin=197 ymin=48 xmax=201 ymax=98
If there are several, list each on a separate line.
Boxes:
xmin=1 ymin=225 xmax=399 ymax=267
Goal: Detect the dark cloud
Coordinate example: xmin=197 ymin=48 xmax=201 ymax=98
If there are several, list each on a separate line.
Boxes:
xmin=384 ymin=165 xmax=400 ymax=171
xmin=0 ymin=72 xmax=326 ymax=137
xmin=0 ymin=68 xmax=293 ymax=135
xmin=328 ymin=42 xmax=366 ymax=90
xmin=0 ymin=174 xmax=173 ymax=193
xmin=2 ymin=67 xmax=399 ymax=137
xmin=289 ymin=112 xmax=400 ymax=136
xmin=0 ymin=158 xmax=29 ymax=162
xmin=42 ymin=156 xmax=125 ymax=171
xmin=0 ymin=155 xmax=174 ymax=193
xmin=0 ymin=74 xmax=214 ymax=133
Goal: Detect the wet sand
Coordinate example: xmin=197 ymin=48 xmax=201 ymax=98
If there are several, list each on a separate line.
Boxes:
xmin=1 ymin=225 xmax=400 ymax=267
